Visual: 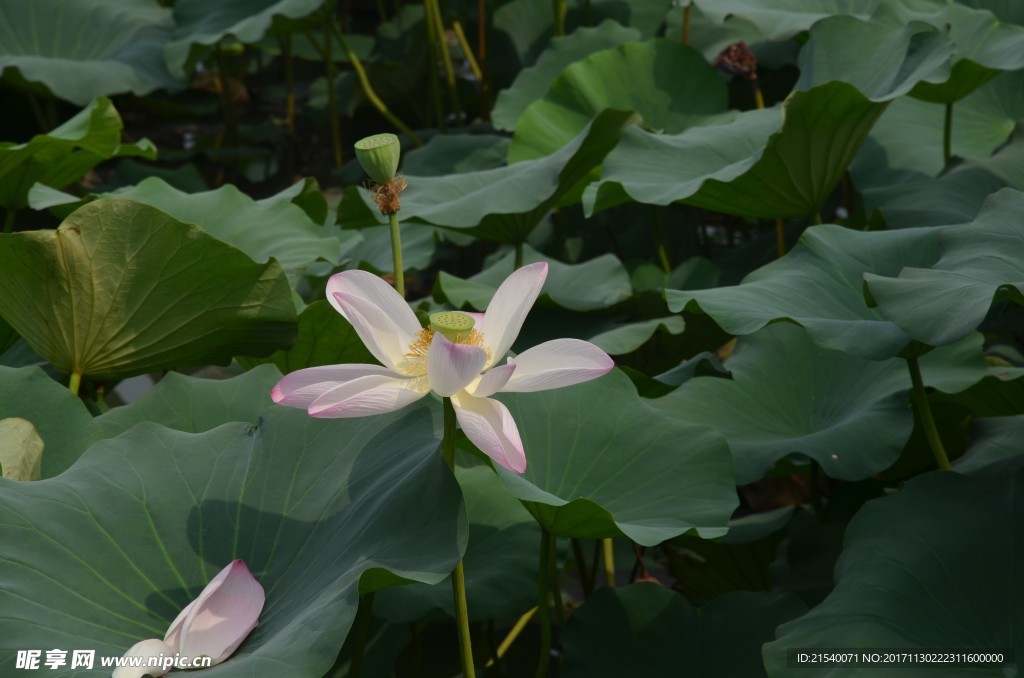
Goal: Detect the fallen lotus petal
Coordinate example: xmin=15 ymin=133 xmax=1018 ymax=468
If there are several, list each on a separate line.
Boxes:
xmin=163 ymin=560 xmax=265 ymax=666
xmin=111 ymin=638 xmax=175 ymax=678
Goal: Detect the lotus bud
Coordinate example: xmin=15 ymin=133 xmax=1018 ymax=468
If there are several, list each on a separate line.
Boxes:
xmin=430 ymin=311 xmax=475 ymax=343
xmin=355 ymin=133 xmax=401 ymax=185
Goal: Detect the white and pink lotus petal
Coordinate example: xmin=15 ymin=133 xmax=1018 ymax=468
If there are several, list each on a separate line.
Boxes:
xmin=271 ymin=364 xmax=399 ymax=408
xmin=112 ymin=639 xmax=175 ymax=678
xmin=501 ymin=338 xmax=614 ymax=393
xmin=451 ymin=393 xmax=526 ymax=473
xmin=164 ymin=560 xmax=265 ymax=666
xmin=469 ymin=359 xmax=516 ymax=397
xmin=308 ymin=374 xmax=430 ymax=418
xmin=327 ymin=270 xmax=421 ymax=371
xmin=427 ymin=333 xmax=488 ymax=397
xmin=477 ymin=262 xmax=548 ymax=367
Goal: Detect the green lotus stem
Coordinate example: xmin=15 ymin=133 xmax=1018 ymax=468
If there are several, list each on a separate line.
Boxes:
xmin=453 ymin=21 xmax=483 ymax=85
xmin=547 ymin=531 xmax=564 ymax=628
xmin=214 ymin=43 xmax=239 ymax=148
xmin=442 ymin=397 xmax=476 ymax=678
xmin=535 ymin=530 xmax=553 ymax=678
xmin=652 ymin=206 xmax=672 ymax=274
xmin=682 ymin=3 xmax=693 ymax=44
xmin=326 ymin=22 xmax=423 ymax=145
xmin=906 ymin=356 xmax=952 ymax=471
xmin=553 ymin=0 xmax=567 ymax=36
xmin=943 ymin=102 xmax=953 ymax=166
xmin=322 ymin=27 xmax=343 ymax=168
xmin=68 ymin=370 xmax=82 ymax=396
xmin=348 ymin=591 xmax=375 ymax=677
xmin=602 ymin=538 xmax=615 ymax=587
xmin=812 ymin=212 xmax=823 ymax=225
xmin=514 ymin=241 xmax=524 ymax=270
xmin=389 ymin=212 xmax=406 ymax=298
xmin=485 ymin=607 xmax=537 ymax=667
xmin=375 ymin=0 xmax=387 ymax=21
xmin=571 ymin=538 xmax=593 ymax=597
xmin=3 ymin=209 xmax=14 ymax=233
xmin=26 ymin=93 xmax=51 ymax=133
xmin=775 ymin=218 xmax=786 ymax=257
xmin=278 ymin=34 xmax=296 ymax=132
xmin=426 ymin=0 xmax=462 ymax=121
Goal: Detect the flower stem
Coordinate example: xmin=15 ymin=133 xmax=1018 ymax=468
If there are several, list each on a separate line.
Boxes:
xmin=652 ymin=206 xmax=672 ymax=275
xmin=327 ymin=22 xmax=423 ymax=145
xmin=278 ymin=34 xmax=295 ymax=132
xmin=943 ymin=102 xmax=953 ymax=166
xmin=348 ymin=592 xmax=375 ymax=677
xmin=442 ymin=397 xmax=476 ymax=677
xmin=68 ymin=370 xmax=82 ymax=396
xmin=514 ymin=241 xmax=524 ymax=270
xmin=601 ymin=537 xmax=615 ymax=587
xmin=321 ymin=24 xmax=343 ymax=169
xmin=426 ymin=0 xmax=462 ymax=123
xmin=906 ymin=356 xmax=952 ymax=471
xmin=775 ymin=218 xmax=786 ymax=257
xmin=571 ymin=538 xmax=593 ymax=597
xmin=553 ymin=0 xmax=567 ymax=36
xmin=389 ymin=212 xmax=405 ymax=298
xmin=484 ymin=607 xmax=537 ymax=667
xmin=682 ymin=3 xmax=692 ymax=44
xmin=535 ymin=529 xmax=553 ymax=678
xmin=548 ymin=531 xmax=564 ymax=629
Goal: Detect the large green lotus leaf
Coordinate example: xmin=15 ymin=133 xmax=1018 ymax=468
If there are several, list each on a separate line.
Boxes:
xmin=852 ymin=70 xmax=1024 ymax=192
xmin=865 ymin=188 xmax=1024 ymax=347
xmin=0 ymin=404 xmax=465 ymax=677
xmin=508 ymin=39 xmax=728 ymax=164
xmin=954 ymin=415 xmax=1024 ymax=477
xmin=691 ymin=0 xmax=879 ymax=41
xmin=562 ymin=585 xmax=807 ymax=678
xmin=374 ymin=464 xmax=540 ymax=623
xmin=584 ymin=82 xmax=887 ymax=220
xmin=491 ymin=369 xmax=737 ymax=546
xmin=491 ymin=20 xmax=643 ymax=132
xmin=879 ymin=1 xmax=1024 ymax=102
xmin=0 ymin=366 xmax=99 ymax=478
xmin=239 ymin=301 xmax=376 ymax=374
xmin=166 ymin=0 xmax=326 ymax=77
xmin=664 ymin=4 xmax=789 ymax=64
xmin=104 ymin=177 xmax=342 ymax=275
xmin=0 ymin=0 xmax=179 ymax=106
xmin=667 ymin=224 xmax=943 ymax=360
xmin=0 ymin=316 xmax=16 ymax=355
xmin=490 ymin=0 xmax=671 ymax=88
xmin=795 ymin=15 xmax=954 ymax=101
xmin=763 ymin=470 xmax=1024 ymax=676
xmin=0 ymin=97 xmax=155 ymax=211
xmin=653 ymin=324 xmax=987 ymax=484
xmin=349 ymin=222 xmax=437 ymax=273
xmin=860 ymin=127 xmax=1024 ymax=229
xmin=401 ymin=134 xmax=510 ymax=176
xmin=96 ymin=365 xmax=282 ymax=439
xmin=345 ymin=109 xmax=639 ymax=244
xmin=435 ymin=245 xmax=630 ymax=312
xmin=0 ymin=199 xmax=296 ymax=380
xmin=960 ymin=0 xmax=1024 ymax=24
xmin=588 ymin=316 xmax=687 ymax=356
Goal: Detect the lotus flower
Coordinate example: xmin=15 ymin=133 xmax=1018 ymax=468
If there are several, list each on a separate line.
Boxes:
xmin=271 ymin=262 xmax=614 ymax=473
xmin=113 ymin=560 xmax=265 ymax=677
